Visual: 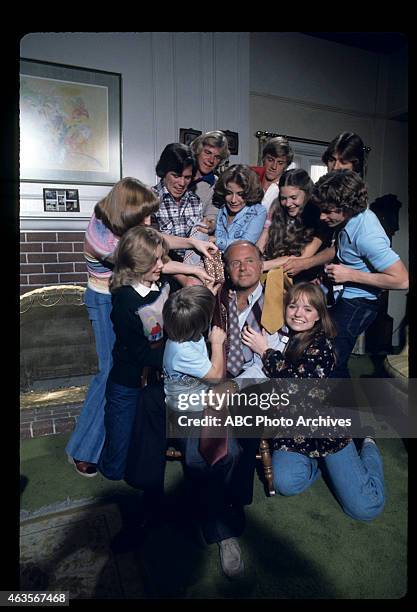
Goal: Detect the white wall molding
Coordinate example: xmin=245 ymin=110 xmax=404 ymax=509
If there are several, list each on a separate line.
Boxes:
xmin=20 ymin=216 xmax=90 ymax=230
xmin=250 ymin=91 xmax=391 ymax=121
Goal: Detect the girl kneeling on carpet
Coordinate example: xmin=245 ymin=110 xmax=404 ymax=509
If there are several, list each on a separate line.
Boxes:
xmin=98 ymin=225 xmax=170 ymax=480
xmin=241 ymin=282 xmax=385 ymax=521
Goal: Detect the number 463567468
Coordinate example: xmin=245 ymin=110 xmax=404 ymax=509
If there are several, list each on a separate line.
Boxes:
xmin=2 ymin=592 xmax=68 ymax=605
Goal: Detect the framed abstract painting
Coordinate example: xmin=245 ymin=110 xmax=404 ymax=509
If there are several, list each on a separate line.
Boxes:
xmin=20 ymin=59 xmax=122 ymax=185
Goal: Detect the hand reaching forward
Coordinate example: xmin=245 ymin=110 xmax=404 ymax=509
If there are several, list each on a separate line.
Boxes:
xmin=191 ymin=237 xmax=219 ymax=259
xmin=241 ymin=326 xmax=269 ymax=356
xmin=208 ymin=325 xmax=226 ymax=345
xmin=283 ymin=256 xmax=307 ymax=277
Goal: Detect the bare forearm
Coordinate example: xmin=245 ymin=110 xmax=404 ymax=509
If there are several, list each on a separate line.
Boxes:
xmin=162 ymin=233 xmax=193 ymax=250
xmin=266 ymin=241 xmax=329 ymax=274
xmin=159 ymin=232 xmax=217 ymax=258
xmin=348 ymin=268 xmax=409 ymax=290
xmin=256 ymin=228 xmax=269 ymax=253
xmin=263 ymin=256 xmax=290 ymax=272
xmin=297 ymin=247 xmax=335 ymax=270
xmin=301 ymin=236 xmax=323 ymax=258
xmin=162 ymin=261 xmax=201 ymax=276
xmin=326 ymin=260 xmax=409 ymax=290
xmin=204 ymin=344 xmax=224 ymax=380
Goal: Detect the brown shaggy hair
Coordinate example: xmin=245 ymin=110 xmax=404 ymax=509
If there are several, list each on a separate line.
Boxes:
xmin=95 ymin=177 xmax=160 ymax=237
xmin=163 ymin=286 xmax=215 ymax=342
xmin=322 ymin=132 xmax=367 ymax=177
xmin=110 ymin=226 xmax=169 ymax=292
xmin=284 ymin=282 xmax=337 ymax=363
xmin=264 ymin=206 xmax=315 ymax=259
xmin=311 ymin=169 xmax=368 ymax=219
xmin=262 ymin=136 xmax=294 ymax=166
xmin=213 ymin=164 xmax=264 ymax=208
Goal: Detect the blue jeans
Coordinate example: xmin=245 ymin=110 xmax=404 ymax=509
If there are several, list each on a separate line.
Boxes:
xmin=272 ymin=441 xmax=385 ymax=521
xmin=329 ymin=297 xmax=379 ymax=378
xmin=98 ymin=380 xmax=141 ymax=480
xmin=65 ymin=288 xmax=115 ymax=463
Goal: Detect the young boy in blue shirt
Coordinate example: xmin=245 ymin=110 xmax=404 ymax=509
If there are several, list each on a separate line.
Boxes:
xmin=162 ymin=286 xmax=246 ymax=578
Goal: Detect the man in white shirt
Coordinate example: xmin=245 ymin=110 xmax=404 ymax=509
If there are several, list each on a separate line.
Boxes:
xmin=222 ymin=240 xmax=286 ymax=382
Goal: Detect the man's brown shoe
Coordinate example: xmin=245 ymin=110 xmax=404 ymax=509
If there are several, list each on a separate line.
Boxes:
xmin=68 ymin=456 xmax=97 ymax=478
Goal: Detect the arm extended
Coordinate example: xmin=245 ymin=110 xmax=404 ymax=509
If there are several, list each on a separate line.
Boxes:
xmin=161 ymin=232 xmax=218 ymax=258
xmin=282 ymin=245 xmax=335 ymax=276
xmin=263 ymin=237 xmax=325 ymax=273
xmin=326 ymin=259 xmax=409 ymax=290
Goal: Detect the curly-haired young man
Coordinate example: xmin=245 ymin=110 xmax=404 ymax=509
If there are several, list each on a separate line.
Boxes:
xmin=312 ymin=170 xmax=408 ymax=378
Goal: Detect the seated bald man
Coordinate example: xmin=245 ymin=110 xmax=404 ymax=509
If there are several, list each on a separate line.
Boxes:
xmin=216 ymin=240 xmax=288 ymax=380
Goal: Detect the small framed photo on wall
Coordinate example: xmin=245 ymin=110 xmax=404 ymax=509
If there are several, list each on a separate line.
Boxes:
xmin=221 ymin=130 xmax=239 ymax=155
xmin=179 ymin=128 xmax=202 ymax=146
xmin=43 ymin=188 xmax=80 ymax=212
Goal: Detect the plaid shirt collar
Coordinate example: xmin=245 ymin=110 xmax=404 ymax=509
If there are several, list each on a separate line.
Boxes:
xmin=154 ymin=179 xmax=200 ymax=210
xmin=153 ymin=179 xmax=201 ymax=239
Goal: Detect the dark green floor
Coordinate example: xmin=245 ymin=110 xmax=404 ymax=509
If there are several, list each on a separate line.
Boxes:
xmin=19 ymin=354 xmax=409 ymax=599
xmin=20 ymin=432 xmax=408 ymax=599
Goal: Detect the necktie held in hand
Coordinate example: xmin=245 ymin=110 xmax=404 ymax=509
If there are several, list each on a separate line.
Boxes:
xmin=200 ymin=288 xmax=232 ymax=466
xmin=261 ymin=268 xmax=292 ymax=334
xmin=226 ymin=291 xmax=245 ymax=376
xmin=204 ymin=250 xmax=225 ymax=283
xmin=198 ymin=406 xmax=229 ymax=466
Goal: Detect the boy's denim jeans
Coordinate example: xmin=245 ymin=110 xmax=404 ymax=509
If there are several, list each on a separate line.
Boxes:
xmin=329 ymin=296 xmax=379 ymax=378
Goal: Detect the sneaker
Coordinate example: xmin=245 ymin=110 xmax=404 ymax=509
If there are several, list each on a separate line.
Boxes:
xmin=353 ymin=427 xmax=376 ymax=451
xmin=218 ymin=537 xmax=244 ymax=578
xmin=68 ymin=456 xmax=97 ymax=478
xmin=363 ymin=436 xmax=377 ymax=446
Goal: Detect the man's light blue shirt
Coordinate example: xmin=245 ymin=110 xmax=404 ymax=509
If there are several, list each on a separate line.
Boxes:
xmin=337 ymin=209 xmax=400 ymax=300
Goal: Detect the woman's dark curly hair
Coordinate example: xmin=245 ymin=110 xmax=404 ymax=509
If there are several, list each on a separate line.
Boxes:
xmin=311 ymin=169 xmax=368 ymax=218
xmin=213 ymin=164 xmax=263 ymax=208
xmin=264 ymin=169 xmax=316 ymax=260
xmin=264 ymin=205 xmax=315 ymax=259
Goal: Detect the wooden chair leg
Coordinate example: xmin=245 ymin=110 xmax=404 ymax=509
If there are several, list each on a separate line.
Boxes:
xmin=166 ymin=447 xmax=182 ymax=459
xmin=165 ymin=439 xmax=276 ymax=498
xmin=257 ymin=439 xmax=275 ymax=496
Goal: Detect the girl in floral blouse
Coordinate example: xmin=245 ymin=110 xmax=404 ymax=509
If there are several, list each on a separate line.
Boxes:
xmin=241 ymin=282 xmax=385 ymax=521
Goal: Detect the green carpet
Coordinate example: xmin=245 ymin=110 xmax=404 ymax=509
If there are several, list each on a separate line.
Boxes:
xmin=20 ymin=504 xmax=126 ymax=598
xmin=20 ymin=432 xmax=408 ymax=599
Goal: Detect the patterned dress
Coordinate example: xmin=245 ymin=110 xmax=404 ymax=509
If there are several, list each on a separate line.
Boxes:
xmin=262 ymin=330 xmax=351 ymax=457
